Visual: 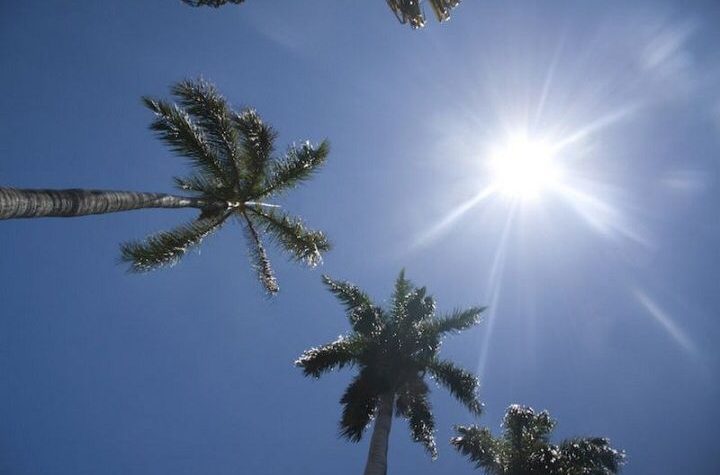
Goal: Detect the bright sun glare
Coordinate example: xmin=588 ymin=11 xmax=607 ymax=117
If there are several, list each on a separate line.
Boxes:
xmin=488 ymin=135 xmax=564 ymax=200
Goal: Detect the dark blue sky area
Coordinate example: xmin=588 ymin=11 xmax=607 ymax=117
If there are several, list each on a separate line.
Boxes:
xmin=1 ymin=1 xmax=720 ymax=474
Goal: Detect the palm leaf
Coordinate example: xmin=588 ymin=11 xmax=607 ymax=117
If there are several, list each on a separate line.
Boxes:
xmin=252 ymin=208 xmax=330 ymax=267
xmin=181 ymin=0 xmax=245 ymax=6
xmin=240 ymin=213 xmax=278 ymax=294
xmin=120 ymin=214 xmax=226 ymax=271
xmin=170 ymin=79 xmax=241 ymax=183
xmin=233 ymin=109 xmax=277 ymax=191
xmin=420 ymin=307 xmax=485 ymax=336
xmin=261 ymin=140 xmax=330 ymax=196
xmin=452 ymin=425 xmax=504 ymax=473
xmin=339 ymin=371 xmax=379 ymax=442
xmin=396 ymin=378 xmax=437 ymax=458
xmin=295 ymin=336 xmax=363 ymax=378
xmin=142 ymin=97 xmax=227 ymax=183
xmin=427 ymin=359 xmax=482 ymax=415
xmin=558 ymin=437 xmax=625 ymax=474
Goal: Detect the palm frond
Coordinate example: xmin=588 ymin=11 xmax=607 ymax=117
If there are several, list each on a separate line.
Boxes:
xmin=391 ymin=269 xmax=413 ymax=322
xmin=339 ymin=371 xmax=379 ymax=442
xmin=120 ymin=214 xmax=226 ymax=272
xmin=386 ymin=0 xmax=425 ymax=29
xmin=142 ymin=97 xmax=227 ymax=183
xmin=421 ymin=307 xmax=485 ymax=336
xmin=240 ymin=213 xmax=278 ymax=294
xmin=404 ymin=286 xmax=436 ymax=325
xmin=322 ymin=275 xmax=384 ymax=335
xmin=261 ymin=140 xmax=329 ymax=197
xmin=427 ymin=359 xmax=482 ymax=415
xmin=558 ymin=437 xmax=625 ymax=474
xmin=396 ymin=378 xmax=437 ymax=458
xmin=451 ymin=425 xmax=504 ymax=473
xmin=173 ymin=175 xmax=225 ymax=197
xmin=170 ymin=79 xmax=241 ymax=182
xmin=429 ymin=0 xmax=462 ymax=22
xmin=233 ymin=109 xmax=277 ymax=190
xmin=181 ymin=0 xmax=245 ymax=7
xmin=295 ymin=336 xmax=363 ymax=378
xmin=252 ymin=208 xmax=330 ymax=267
xmin=503 ymin=405 xmax=555 ymax=446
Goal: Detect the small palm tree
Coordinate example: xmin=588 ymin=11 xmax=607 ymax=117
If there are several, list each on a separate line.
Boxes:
xmin=452 ymin=404 xmax=626 ymax=475
xmin=386 ymin=0 xmax=462 ymax=29
xmin=296 ymin=271 xmax=484 ymax=475
xmin=0 ymin=79 xmax=330 ymax=294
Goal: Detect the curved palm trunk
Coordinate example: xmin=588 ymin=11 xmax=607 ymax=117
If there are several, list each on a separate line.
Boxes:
xmin=363 ymin=392 xmax=394 ymax=475
xmin=0 ymin=187 xmax=218 ymax=220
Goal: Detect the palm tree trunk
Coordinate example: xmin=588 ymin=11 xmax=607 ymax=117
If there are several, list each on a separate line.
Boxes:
xmin=363 ymin=392 xmax=394 ymax=475
xmin=0 ymin=187 xmax=219 ymax=220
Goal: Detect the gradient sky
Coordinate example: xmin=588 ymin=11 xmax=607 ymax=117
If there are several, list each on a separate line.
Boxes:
xmin=1 ymin=1 xmax=720 ymax=474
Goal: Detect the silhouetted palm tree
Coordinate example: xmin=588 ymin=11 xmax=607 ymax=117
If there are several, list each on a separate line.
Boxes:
xmin=452 ymin=404 xmax=625 ymax=475
xmin=0 ymin=79 xmax=330 ymax=294
xmin=296 ymin=271 xmax=484 ymax=475
xmin=386 ymin=0 xmax=462 ymax=28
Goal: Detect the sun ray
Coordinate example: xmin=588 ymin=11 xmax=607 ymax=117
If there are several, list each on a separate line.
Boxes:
xmin=632 ymin=288 xmax=696 ymax=356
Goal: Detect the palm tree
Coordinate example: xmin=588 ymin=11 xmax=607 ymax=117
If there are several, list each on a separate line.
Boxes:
xmin=296 ymin=271 xmax=484 ymax=475
xmin=0 ymin=79 xmax=330 ymax=294
xmin=386 ymin=0 xmax=462 ymax=29
xmin=452 ymin=404 xmax=626 ymax=475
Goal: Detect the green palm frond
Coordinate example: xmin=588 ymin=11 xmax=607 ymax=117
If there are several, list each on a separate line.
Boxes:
xmin=120 ymin=214 xmax=227 ymax=272
xmin=421 ymin=307 xmax=485 ymax=336
xmin=391 ymin=269 xmax=413 ymax=321
xmin=142 ymin=97 xmax=227 ymax=183
xmin=233 ymin=109 xmax=277 ymax=190
xmin=503 ymin=405 xmax=555 ymax=445
xmin=181 ymin=0 xmax=245 ymax=7
xmin=173 ymin=175 xmax=225 ymax=197
xmin=452 ymin=425 xmax=504 ymax=473
xmin=558 ymin=437 xmax=625 ymax=474
xmin=321 ymin=275 xmax=383 ymax=335
xmin=261 ymin=140 xmax=330 ymax=196
xmin=295 ymin=336 xmax=363 ymax=378
xmin=170 ymin=79 xmax=241 ymax=183
xmin=340 ymin=371 xmax=379 ymax=442
xmin=396 ymin=378 xmax=437 ymax=458
xmin=427 ymin=359 xmax=482 ymax=415
xmin=253 ymin=208 xmax=330 ymax=267
xmin=240 ymin=213 xmax=278 ymax=294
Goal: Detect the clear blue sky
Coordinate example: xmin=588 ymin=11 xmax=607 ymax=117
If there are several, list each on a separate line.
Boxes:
xmin=1 ymin=1 xmax=719 ymax=474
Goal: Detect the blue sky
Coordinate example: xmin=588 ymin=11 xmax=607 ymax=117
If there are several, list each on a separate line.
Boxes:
xmin=1 ymin=1 xmax=719 ymax=474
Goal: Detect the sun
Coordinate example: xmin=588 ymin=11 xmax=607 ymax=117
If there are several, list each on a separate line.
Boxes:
xmin=488 ymin=135 xmax=565 ymax=200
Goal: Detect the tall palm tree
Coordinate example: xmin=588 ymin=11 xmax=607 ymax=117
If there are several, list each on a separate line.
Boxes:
xmin=452 ymin=404 xmax=626 ymax=475
xmin=0 ymin=79 xmax=330 ymax=294
xmin=386 ymin=0 xmax=462 ymax=29
xmin=296 ymin=271 xmax=485 ymax=475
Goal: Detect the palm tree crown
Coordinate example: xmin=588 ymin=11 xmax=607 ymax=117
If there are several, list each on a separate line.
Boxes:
xmin=296 ymin=271 xmax=484 ymax=472
xmin=124 ymin=79 xmax=330 ymax=292
xmin=452 ymin=405 xmax=626 ymax=475
xmin=0 ymin=79 xmax=330 ymax=294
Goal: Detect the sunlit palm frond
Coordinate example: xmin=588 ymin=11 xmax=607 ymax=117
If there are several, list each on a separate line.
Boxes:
xmin=427 ymin=359 xmax=482 ymax=415
xmin=233 ymin=109 xmax=277 ymax=190
xmin=253 ymin=208 xmax=330 ymax=267
xmin=421 ymin=307 xmax=485 ymax=336
xmin=503 ymin=405 xmax=555 ymax=446
xmin=452 ymin=425 xmax=504 ymax=474
xmin=120 ymin=214 xmax=227 ymax=272
xmin=173 ymin=175 xmax=225 ymax=197
xmin=558 ymin=437 xmax=626 ymax=474
xmin=295 ymin=336 xmax=363 ymax=378
xmin=171 ymin=79 xmax=241 ymax=182
xmin=261 ymin=140 xmax=330 ymax=197
xmin=142 ymin=97 xmax=227 ymax=183
xmin=241 ymin=213 xmax=279 ymax=294
xmin=396 ymin=377 xmax=437 ymax=458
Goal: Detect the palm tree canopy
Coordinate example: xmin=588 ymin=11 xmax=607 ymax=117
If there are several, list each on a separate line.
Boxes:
xmin=296 ymin=271 xmax=485 ymax=457
xmin=124 ymin=78 xmax=331 ymax=293
xmin=452 ymin=405 xmax=626 ymax=475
